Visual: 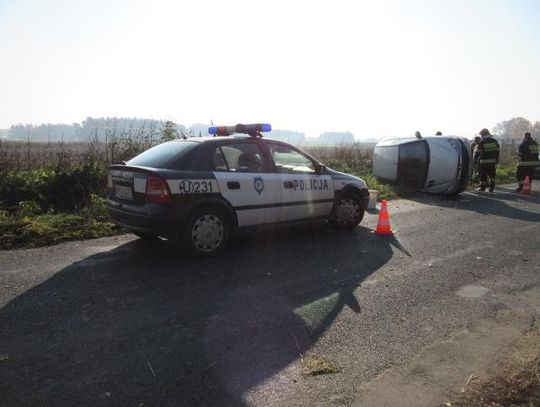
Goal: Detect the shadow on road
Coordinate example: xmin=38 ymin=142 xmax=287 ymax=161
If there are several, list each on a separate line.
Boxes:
xmin=0 ymin=224 xmax=395 ymax=407
xmin=405 ymin=188 xmax=540 ymax=223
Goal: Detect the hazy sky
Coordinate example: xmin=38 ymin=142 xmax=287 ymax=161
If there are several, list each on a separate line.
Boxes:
xmin=1 ymin=0 xmax=539 ymax=138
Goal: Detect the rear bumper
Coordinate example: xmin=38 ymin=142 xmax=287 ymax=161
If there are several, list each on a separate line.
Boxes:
xmin=107 ymin=204 xmax=178 ymax=238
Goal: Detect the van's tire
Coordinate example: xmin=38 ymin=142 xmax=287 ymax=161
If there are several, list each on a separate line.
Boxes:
xmin=181 ymin=206 xmax=230 ymax=257
xmin=329 ymin=192 xmax=365 ymax=229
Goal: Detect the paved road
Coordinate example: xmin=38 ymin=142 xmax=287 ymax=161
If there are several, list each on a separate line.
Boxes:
xmin=1 ymin=186 xmax=539 ymax=407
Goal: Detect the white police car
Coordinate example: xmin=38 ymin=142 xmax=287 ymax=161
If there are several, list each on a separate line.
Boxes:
xmin=107 ymin=124 xmax=369 ymax=256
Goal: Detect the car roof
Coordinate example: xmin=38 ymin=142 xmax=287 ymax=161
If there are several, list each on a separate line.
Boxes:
xmin=169 ymin=136 xmax=291 ymax=145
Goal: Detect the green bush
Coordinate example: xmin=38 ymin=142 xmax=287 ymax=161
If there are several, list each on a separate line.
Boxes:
xmin=0 ymin=161 xmax=108 ymax=213
xmin=17 ymin=200 xmax=42 ymax=217
xmin=0 ymin=168 xmax=55 ymax=211
xmin=358 ymin=173 xmax=400 ymax=201
xmin=79 ymin=193 xmax=109 ymax=222
xmin=0 ymin=213 xmax=119 ymax=250
xmin=45 ymin=162 xmax=108 ymax=211
xmin=495 ymin=165 xmax=516 ymax=184
xmin=0 ymin=161 xmax=118 ymax=249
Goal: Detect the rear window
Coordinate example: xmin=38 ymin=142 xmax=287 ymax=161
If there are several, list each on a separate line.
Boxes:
xmin=127 ymin=141 xmax=198 ymax=168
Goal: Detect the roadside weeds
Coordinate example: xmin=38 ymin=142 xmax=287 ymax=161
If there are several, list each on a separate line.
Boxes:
xmin=442 ymin=321 xmax=540 ymax=407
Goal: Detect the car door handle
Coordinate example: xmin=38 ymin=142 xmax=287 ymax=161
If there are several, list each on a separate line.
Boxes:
xmin=227 ymin=181 xmax=241 ymax=190
xmin=283 ymin=181 xmax=294 ymax=189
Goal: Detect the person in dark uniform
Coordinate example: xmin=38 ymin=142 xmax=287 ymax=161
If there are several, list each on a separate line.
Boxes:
xmin=476 ymin=128 xmax=500 ymax=192
xmin=515 ymin=132 xmax=539 ymax=192
xmin=471 ymin=136 xmax=482 ymax=181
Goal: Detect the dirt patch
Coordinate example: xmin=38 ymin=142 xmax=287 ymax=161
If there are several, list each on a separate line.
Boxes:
xmin=352 ymin=299 xmax=540 ymax=407
xmin=443 ymin=322 xmax=540 ymax=407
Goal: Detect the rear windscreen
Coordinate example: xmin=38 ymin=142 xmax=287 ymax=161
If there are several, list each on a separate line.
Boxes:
xmin=127 ymin=141 xmax=198 ymax=168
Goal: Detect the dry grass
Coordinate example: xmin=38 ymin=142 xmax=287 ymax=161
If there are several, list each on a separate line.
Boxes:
xmin=444 ymin=327 xmax=540 ymax=407
xmin=304 ymin=143 xmax=374 ymax=174
xmin=1 ymin=138 xmax=519 ymax=172
xmin=0 ymin=137 xmax=152 ymax=171
xmin=0 ymin=140 xmax=91 ymax=170
xmin=301 ymin=354 xmax=341 ymax=376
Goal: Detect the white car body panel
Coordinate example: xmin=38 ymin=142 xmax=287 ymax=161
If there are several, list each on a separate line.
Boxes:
xmin=277 ymin=174 xmax=334 ymax=221
xmin=213 ymin=172 xmax=281 ymax=227
xmin=372 ymin=136 xmax=472 ymax=194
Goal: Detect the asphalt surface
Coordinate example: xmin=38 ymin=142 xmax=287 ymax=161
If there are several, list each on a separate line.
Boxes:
xmin=0 ymin=186 xmax=539 ymax=407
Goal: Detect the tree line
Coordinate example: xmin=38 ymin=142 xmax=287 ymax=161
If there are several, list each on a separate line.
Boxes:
xmin=1 ymin=116 xmax=538 ymax=143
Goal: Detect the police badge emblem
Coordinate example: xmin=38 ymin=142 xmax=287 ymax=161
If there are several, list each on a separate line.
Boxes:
xmin=253 ymin=176 xmax=264 ymax=194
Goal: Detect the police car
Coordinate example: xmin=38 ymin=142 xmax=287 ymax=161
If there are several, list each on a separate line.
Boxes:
xmin=107 ymin=123 xmax=369 ymax=256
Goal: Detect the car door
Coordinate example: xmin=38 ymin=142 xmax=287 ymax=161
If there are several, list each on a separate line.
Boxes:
xmin=265 ymin=142 xmax=334 ymax=222
xmin=211 ymin=140 xmax=282 ymax=227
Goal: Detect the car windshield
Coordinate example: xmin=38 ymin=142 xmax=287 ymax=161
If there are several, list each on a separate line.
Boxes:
xmin=127 ymin=141 xmax=198 ymax=168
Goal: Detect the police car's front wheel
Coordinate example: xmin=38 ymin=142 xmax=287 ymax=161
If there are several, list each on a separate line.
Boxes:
xmin=330 ymin=193 xmax=365 ymax=229
xmin=182 ymin=207 xmax=230 ymax=257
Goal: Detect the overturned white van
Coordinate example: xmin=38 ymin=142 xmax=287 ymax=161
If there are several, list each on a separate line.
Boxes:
xmin=372 ymin=136 xmax=472 ymax=194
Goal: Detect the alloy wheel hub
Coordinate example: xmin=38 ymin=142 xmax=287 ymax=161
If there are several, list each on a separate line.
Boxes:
xmin=192 ymin=215 xmax=224 ymax=251
xmin=337 ymin=199 xmax=359 ymax=224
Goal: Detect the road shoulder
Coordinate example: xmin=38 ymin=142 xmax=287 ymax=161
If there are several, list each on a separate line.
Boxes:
xmin=353 ymin=287 xmax=540 ymax=407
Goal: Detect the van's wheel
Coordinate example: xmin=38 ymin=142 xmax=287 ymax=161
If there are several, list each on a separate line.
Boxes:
xmin=182 ymin=206 xmax=229 ymax=257
xmin=330 ymin=193 xmax=365 ymax=229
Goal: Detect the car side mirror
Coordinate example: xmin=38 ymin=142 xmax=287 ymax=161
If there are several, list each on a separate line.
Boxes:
xmin=314 ymin=163 xmax=326 ymax=174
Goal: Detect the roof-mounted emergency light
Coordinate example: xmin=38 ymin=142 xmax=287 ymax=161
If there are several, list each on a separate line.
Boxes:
xmin=208 ymin=123 xmax=272 ymax=138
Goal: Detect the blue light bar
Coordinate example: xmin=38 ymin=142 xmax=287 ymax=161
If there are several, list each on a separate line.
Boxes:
xmin=259 ymin=123 xmax=271 ymax=132
xmin=208 ymin=123 xmax=272 ymax=136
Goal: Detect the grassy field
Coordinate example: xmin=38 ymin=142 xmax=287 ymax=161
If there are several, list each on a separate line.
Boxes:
xmin=0 ymin=138 xmax=521 ymax=249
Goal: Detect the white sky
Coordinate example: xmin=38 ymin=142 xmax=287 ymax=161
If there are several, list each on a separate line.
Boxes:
xmin=1 ymin=0 xmax=539 ymax=139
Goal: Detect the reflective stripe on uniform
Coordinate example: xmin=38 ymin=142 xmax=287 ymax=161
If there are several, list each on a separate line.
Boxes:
xmin=517 ymin=161 xmax=540 ymax=167
xmin=483 ymin=143 xmax=499 ymax=152
xmin=479 ymin=159 xmax=497 ymax=164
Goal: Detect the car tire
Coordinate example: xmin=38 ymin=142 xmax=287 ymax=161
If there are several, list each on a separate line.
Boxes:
xmin=329 ymin=192 xmax=365 ymax=229
xmin=181 ymin=206 xmax=230 ymax=257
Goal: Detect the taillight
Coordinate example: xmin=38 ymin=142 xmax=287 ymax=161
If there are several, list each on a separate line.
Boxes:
xmin=146 ymin=176 xmax=172 ymax=203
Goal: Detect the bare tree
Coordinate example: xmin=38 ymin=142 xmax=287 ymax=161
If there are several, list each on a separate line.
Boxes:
xmin=493 ymin=117 xmax=532 ymax=140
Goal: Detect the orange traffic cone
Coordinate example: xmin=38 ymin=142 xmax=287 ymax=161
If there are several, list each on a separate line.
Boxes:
xmin=522 ymin=176 xmax=531 ymax=195
xmin=375 ymin=199 xmax=394 ymax=235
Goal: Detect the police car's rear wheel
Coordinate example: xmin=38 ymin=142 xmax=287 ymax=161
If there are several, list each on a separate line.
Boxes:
xmin=183 ymin=207 xmax=229 ymax=257
xmin=331 ymin=193 xmax=364 ymax=229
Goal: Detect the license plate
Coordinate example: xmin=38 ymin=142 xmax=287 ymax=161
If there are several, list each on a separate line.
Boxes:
xmin=114 ymin=184 xmax=133 ymax=200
